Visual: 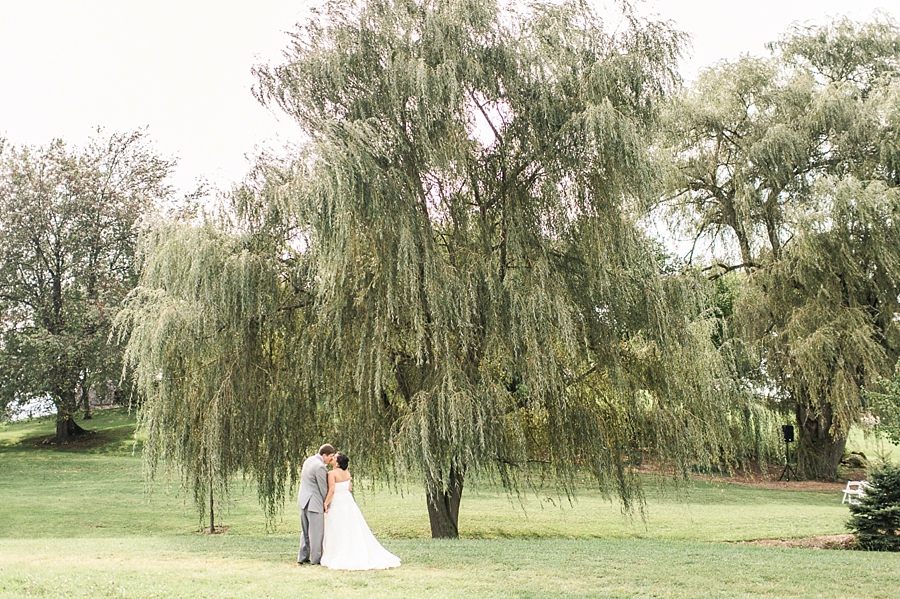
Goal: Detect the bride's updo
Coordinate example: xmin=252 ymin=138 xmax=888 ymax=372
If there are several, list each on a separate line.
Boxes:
xmin=335 ymin=452 xmax=349 ymax=470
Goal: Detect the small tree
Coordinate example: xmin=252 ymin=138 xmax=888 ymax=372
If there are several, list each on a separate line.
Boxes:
xmin=847 ymin=463 xmax=900 ymax=551
xmin=0 ymin=131 xmax=173 ymax=443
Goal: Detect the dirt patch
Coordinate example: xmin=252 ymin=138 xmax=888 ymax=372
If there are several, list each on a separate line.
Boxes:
xmin=195 ymin=526 xmax=229 ymax=535
xmin=742 ymin=534 xmax=856 ymax=550
xmin=698 ymin=475 xmax=845 ymax=492
xmin=685 ymin=463 xmax=868 ymax=492
xmin=26 ymin=430 xmax=101 ymax=448
xmin=19 ymin=426 xmax=134 ymax=451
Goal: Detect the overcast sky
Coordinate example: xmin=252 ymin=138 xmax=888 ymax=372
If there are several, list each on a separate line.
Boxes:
xmin=1 ymin=0 xmax=896 ymax=195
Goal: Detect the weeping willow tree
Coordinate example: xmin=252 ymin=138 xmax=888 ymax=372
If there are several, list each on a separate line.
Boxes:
xmin=659 ymin=16 xmax=900 ymax=478
xmin=744 ymin=178 xmax=900 ymax=476
xmin=117 ymin=207 xmax=322 ymax=530
xmin=120 ymin=0 xmax=770 ymax=538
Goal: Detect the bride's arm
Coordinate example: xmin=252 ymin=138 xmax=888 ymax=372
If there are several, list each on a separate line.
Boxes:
xmin=324 ymin=470 xmax=336 ymax=511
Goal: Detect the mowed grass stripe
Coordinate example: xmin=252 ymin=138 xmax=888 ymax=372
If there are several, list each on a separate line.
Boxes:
xmin=2 ymin=537 xmax=899 ymax=599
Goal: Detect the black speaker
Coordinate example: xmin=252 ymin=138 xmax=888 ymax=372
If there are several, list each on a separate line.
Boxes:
xmin=782 ymin=425 xmax=794 ymax=443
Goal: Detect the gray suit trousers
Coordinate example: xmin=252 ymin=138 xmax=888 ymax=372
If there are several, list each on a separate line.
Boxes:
xmin=298 ymin=508 xmax=325 ymax=564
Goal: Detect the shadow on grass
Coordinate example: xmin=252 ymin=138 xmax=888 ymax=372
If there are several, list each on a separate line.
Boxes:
xmin=0 ymin=407 xmax=139 ymax=455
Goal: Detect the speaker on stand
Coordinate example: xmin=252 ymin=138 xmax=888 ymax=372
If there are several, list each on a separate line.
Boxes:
xmin=777 ymin=425 xmax=798 ymax=481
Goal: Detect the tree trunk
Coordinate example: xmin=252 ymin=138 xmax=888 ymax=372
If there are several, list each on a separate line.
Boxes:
xmin=209 ymin=477 xmax=215 ymax=534
xmin=721 ymin=192 xmax=755 ymax=270
xmin=82 ymin=386 xmax=93 ymax=420
xmin=55 ymin=410 xmax=86 ymax=444
xmin=55 ymin=390 xmax=87 ymax=445
xmin=795 ymin=402 xmax=847 ymax=480
xmin=426 ymin=467 xmax=464 ymax=539
xmin=56 ymin=411 xmax=70 ymax=445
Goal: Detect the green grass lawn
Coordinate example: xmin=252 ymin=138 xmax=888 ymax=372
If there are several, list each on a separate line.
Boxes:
xmin=2 ymin=409 xmax=899 ymax=598
xmin=845 ymin=425 xmax=900 ymax=464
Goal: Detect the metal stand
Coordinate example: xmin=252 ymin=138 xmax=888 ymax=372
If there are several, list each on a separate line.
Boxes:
xmin=778 ymin=439 xmax=798 ymax=481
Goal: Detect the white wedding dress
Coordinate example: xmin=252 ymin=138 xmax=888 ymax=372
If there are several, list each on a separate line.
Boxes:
xmin=321 ymin=480 xmax=401 ymax=570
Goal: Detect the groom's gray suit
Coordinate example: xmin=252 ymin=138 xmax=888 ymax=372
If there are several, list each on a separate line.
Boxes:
xmin=297 ymin=453 xmax=329 ymax=564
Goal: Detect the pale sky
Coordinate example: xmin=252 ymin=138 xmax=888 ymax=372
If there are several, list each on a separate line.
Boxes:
xmin=1 ymin=0 xmax=896 ymax=195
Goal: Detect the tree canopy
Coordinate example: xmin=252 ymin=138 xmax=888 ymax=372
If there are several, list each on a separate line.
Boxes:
xmin=121 ymin=0 xmax=771 ymax=537
xmin=659 ymin=15 xmax=900 ymax=478
xmin=0 ymin=130 xmax=173 ymax=443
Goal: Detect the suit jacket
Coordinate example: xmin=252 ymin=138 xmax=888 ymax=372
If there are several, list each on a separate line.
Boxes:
xmin=297 ymin=454 xmax=329 ymax=513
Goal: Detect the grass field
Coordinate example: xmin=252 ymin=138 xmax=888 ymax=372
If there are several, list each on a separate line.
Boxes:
xmin=2 ymin=409 xmax=899 ymax=598
xmin=846 ymin=426 xmax=900 ymax=464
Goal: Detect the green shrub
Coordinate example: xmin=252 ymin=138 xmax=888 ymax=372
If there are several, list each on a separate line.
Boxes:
xmin=847 ymin=463 xmax=900 ymax=551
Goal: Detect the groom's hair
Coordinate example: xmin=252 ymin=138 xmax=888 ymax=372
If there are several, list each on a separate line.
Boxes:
xmin=318 ymin=444 xmax=336 ymax=456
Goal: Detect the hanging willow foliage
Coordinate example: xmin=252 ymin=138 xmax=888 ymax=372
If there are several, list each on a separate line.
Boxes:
xmin=120 ymin=0 xmax=774 ymax=538
xmin=735 ymin=177 xmax=900 ymax=476
xmin=658 ymin=15 xmax=900 ymax=479
xmin=118 ymin=213 xmax=321 ymax=522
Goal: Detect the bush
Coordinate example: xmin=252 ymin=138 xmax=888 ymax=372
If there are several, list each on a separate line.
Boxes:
xmin=847 ymin=463 xmax=900 ymax=551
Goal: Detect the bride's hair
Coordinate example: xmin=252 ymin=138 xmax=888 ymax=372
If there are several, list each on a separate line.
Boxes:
xmin=335 ymin=452 xmax=349 ymax=470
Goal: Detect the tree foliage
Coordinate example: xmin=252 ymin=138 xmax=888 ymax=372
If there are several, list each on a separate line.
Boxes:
xmin=0 ymin=131 xmax=173 ymax=442
xmin=847 ymin=462 xmax=900 ymax=551
xmin=660 ymin=15 xmax=900 ymax=478
xmin=864 ymin=365 xmax=900 ymax=445
xmin=121 ymin=0 xmax=773 ymax=537
xmin=118 ymin=211 xmax=311 ymax=525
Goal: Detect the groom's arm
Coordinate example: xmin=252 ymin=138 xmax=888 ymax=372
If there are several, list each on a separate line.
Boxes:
xmin=316 ymin=464 xmax=329 ymax=509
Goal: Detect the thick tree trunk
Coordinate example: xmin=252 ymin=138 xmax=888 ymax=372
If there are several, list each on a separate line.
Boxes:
xmin=55 ymin=390 xmax=87 ymax=445
xmin=795 ymin=402 xmax=847 ymax=480
xmin=394 ymin=361 xmax=467 ymax=538
xmin=55 ymin=410 xmax=86 ymax=444
xmin=426 ymin=467 xmax=464 ymax=539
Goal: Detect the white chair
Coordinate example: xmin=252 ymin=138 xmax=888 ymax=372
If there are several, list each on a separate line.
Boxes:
xmin=841 ymin=481 xmax=871 ymax=505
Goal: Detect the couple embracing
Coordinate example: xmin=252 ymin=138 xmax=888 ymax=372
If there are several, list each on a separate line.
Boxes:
xmin=297 ymin=444 xmax=401 ymax=570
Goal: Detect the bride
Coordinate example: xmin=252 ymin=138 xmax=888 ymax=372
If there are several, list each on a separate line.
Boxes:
xmin=320 ymin=452 xmax=401 ymax=570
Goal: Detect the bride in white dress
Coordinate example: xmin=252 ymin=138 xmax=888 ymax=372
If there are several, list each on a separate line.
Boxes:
xmin=321 ymin=452 xmax=401 ymax=570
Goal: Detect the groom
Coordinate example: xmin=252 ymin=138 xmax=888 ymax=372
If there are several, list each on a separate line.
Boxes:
xmin=297 ymin=443 xmax=336 ymax=565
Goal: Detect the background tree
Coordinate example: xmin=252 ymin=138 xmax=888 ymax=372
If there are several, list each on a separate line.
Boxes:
xmin=122 ymin=0 xmax=771 ymax=538
xmin=864 ymin=365 xmax=900 ymax=446
xmin=0 ymin=131 xmax=173 ymax=443
xmin=660 ymin=16 xmax=900 ymax=478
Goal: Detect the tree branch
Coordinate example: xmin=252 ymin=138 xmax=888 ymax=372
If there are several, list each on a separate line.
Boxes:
xmin=701 ymin=261 xmax=759 ymax=280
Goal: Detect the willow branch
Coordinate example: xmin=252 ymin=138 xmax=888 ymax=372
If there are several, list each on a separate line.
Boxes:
xmin=702 ymin=261 xmax=759 ymax=279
